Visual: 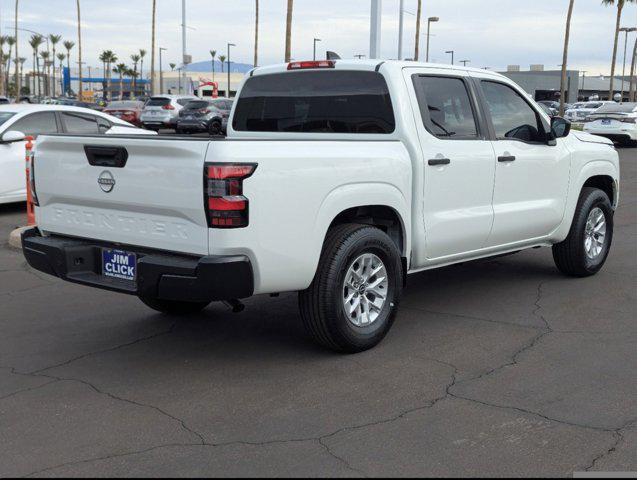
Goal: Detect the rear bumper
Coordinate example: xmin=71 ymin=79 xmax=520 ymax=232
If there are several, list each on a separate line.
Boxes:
xmin=584 ymin=131 xmax=636 ymax=143
xmin=21 ymin=228 xmax=254 ymax=302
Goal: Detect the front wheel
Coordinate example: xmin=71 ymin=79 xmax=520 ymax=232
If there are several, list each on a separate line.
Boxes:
xmin=553 ymin=187 xmax=614 ymax=277
xmin=139 ymin=296 xmax=210 ymax=315
xmin=299 ymin=224 xmax=403 ymax=353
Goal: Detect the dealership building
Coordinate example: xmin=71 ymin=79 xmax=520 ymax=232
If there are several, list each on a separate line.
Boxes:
xmin=499 ymin=65 xmax=632 ymax=102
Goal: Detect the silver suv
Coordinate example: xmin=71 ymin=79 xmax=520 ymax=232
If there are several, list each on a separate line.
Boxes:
xmin=141 ymin=95 xmax=197 ymax=131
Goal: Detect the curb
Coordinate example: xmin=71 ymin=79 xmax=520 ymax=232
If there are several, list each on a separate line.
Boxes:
xmin=8 ymin=226 xmax=29 ymax=250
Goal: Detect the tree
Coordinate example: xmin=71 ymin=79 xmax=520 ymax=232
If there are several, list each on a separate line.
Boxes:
xmin=414 ymin=0 xmax=422 ymax=61
xmin=284 ymin=0 xmax=293 ymax=62
xmin=49 ymin=35 xmax=61 ymax=97
xmin=130 ymin=54 xmax=141 ymax=97
xmin=76 ymin=0 xmax=83 ymax=96
xmin=169 ymin=62 xmax=176 ymax=71
xmin=105 ymin=51 xmax=117 ymax=101
xmin=113 ymin=63 xmax=127 ymax=100
xmin=603 ymin=0 xmax=637 ymax=100
xmin=29 ymin=35 xmax=44 ymax=97
xmin=6 ymin=36 xmax=16 ymax=94
xmin=254 ymin=0 xmax=259 ymax=67
xmin=219 ymin=55 xmax=226 ymax=73
xmin=0 ymin=36 xmax=7 ymax=96
xmin=40 ymin=51 xmax=50 ymax=97
xmin=559 ymin=0 xmax=576 ymax=115
xmin=150 ymin=0 xmax=157 ymax=96
xmin=57 ymin=52 xmax=66 ymax=93
xmin=63 ymin=40 xmax=75 ymax=95
xmin=139 ymin=49 xmax=147 ymax=94
xmin=210 ymin=50 xmax=217 ymax=82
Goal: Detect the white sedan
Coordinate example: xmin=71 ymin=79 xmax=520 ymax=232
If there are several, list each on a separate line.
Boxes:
xmin=584 ymin=102 xmax=637 ymax=145
xmin=0 ymin=104 xmax=154 ymax=204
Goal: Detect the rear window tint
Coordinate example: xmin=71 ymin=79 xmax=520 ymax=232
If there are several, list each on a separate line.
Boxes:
xmin=233 ymin=70 xmax=395 ymax=134
xmin=147 ymin=97 xmax=171 ymax=107
xmin=184 ymin=101 xmax=210 ymax=110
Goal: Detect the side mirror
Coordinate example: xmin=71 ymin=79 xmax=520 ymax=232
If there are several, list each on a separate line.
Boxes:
xmin=550 ymin=116 xmax=571 ymax=140
xmin=1 ymin=130 xmax=26 ymax=144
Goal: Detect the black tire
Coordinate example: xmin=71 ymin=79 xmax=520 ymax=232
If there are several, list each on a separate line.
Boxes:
xmin=299 ymin=224 xmax=403 ymax=353
xmin=553 ymin=187 xmax=614 ymax=277
xmin=139 ymin=296 xmax=210 ymax=315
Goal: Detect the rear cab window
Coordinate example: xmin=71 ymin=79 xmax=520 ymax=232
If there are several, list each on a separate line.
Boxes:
xmin=232 ymin=70 xmax=395 ymax=134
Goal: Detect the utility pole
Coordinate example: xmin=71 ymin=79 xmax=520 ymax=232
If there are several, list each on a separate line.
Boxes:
xmin=159 ymin=47 xmax=166 ymax=94
xmin=459 ymin=59 xmax=470 ymax=67
xmin=445 ymin=50 xmax=454 ymax=65
xmin=426 ymin=17 xmax=439 ymax=62
xmin=370 ymin=0 xmax=381 ymax=59
xmin=398 ymin=0 xmax=404 ymax=60
xmin=181 ymin=0 xmax=187 ymax=94
xmin=227 ymin=42 xmax=235 ymax=98
xmin=313 ymin=38 xmax=321 ymax=61
xmin=619 ymin=27 xmax=637 ymax=103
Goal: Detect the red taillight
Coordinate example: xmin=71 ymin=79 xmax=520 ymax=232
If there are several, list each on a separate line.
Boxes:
xmin=162 ymin=104 xmax=175 ymax=110
xmin=287 ymin=60 xmax=335 ymax=70
xmin=205 ymin=163 xmax=257 ymax=228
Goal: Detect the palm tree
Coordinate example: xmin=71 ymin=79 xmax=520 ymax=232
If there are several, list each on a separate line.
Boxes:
xmin=284 ymin=0 xmax=293 ymax=62
xmin=254 ymin=0 xmax=259 ymax=67
xmin=63 ymin=40 xmax=75 ymax=95
xmin=0 ymin=36 xmax=7 ymax=96
xmin=603 ymin=0 xmax=637 ymax=100
xmin=6 ymin=36 xmax=15 ymax=93
xmin=130 ymin=54 xmax=141 ymax=97
xmin=210 ymin=50 xmax=217 ymax=82
xmin=49 ymin=35 xmax=61 ymax=97
xmin=99 ymin=51 xmax=109 ymax=100
xmin=14 ymin=0 xmax=20 ymax=96
xmin=29 ymin=35 xmax=44 ymax=97
xmin=18 ymin=57 xmax=26 ymax=95
xmin=113 ymin=63 xmax=126 ymax=100
xmin=414 ymin=0 xmax=422 ymax=61
xmin=559 ymin=0 xmax=576 ymax=116
xmin=219 ymin=55 xmax=226 ymax=73
xmin=169 ymin=62 xmax=176 ymax=71
xmin=139 ymin=49 xmax=147 ymax=94
xmin=107 ymin=51 xmax=118 ymax=101
xmin=150 ymin=0 xmax=157 ymax=96
xmin=40 ymin=51 xmax=50 ymax=97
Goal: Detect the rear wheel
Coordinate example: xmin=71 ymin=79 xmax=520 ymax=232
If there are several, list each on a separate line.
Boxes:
xmin=209 ymin=121 xmax=222 ymax=136
xmin=139 ymin=296 xmax=210 ymax=315
xmin=553 ymin=187 xmax=614 ymax=277
xmin=299 ymin=224 xmax=403 ymax=353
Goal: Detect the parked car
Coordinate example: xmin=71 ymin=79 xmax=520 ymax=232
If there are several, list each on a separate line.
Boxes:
xmin=0 ymin=96 xmax=10 ymax=105
xmin=176 ymin=98 xmax=233 ymax=135
xmin=23 ymin=60 xmax=619 ymax=353
xmin=103 ymin=100 xmax=145 ymax=127
xmin=564 ymin=102 xmax=586 ymax=122
xmin=140 ymin=95 xmax=197 ymax=131
xmin=583 ymin=102 xmax=637 ymax=145
xmin=0 ymin=105 xmax=151 ymax=205
xmin=538 ymin=100 xmax=560 ymax=116
xmin=568 ymin=101 xmax=614 ymax=122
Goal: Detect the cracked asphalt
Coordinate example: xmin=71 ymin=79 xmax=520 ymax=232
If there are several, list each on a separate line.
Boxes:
xmin=1 ymin=149 xmax=636 ymax=478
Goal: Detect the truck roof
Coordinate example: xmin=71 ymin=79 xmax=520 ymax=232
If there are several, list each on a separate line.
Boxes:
xmin=251 ymin=59 xmax=506 ymax=80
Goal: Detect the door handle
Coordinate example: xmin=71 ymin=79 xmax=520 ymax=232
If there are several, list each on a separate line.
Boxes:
xmin=498 ymin=155 xmax=516 ymax=163
xmin=428 ymin=158 xmax=451 ymax=166
xmin=84 ymin=145 xmax=129 ymax=168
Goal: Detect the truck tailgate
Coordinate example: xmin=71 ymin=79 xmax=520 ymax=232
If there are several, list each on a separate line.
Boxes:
xmin=33 ymin=135 xmax=211 ymax=256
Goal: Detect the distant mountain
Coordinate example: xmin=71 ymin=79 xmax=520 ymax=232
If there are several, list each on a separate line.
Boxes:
xmin=185 ymin=60 xmax=253 ymax=74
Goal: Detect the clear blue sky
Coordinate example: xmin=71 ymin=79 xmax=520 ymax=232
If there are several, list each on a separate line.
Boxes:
xmin=3 ymin=0 xmax=637 ymax=75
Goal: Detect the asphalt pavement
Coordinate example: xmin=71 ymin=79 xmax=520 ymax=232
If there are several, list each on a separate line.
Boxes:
xmin=1 ymin=148 xmax=636 ymax=477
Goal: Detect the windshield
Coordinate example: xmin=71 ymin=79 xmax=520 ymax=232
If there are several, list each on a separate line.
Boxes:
xmin=0 ymin=112 xmax=16 ymax=127
xmin=146 ymin=97 xmax=171 ymax=107
xmin=184 ymin=100 xmax=212 ymax=110
xmin=584 ymin=102 xmax=603 ymax=109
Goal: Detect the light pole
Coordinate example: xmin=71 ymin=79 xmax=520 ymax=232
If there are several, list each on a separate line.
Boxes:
xmin=370 ymin=0 xmax=382 ymax=59
xmin=619 ymin=27 xmax=637 ymax=102
xmin=426 ymin=17 xmax=439 ymax=62
xmin=159 ymin=47 xmax=167 ymax=94
xmin=313 ymin=38 xmax=321 ymax=61
xmin=227 ymin=42 xmax=235 ymax=98
xmin=398 ymin=0 xmax=404 ymax=60
xmin=459 ymin=59 xmax=470 ymax=67
xmin=445 ymin=50 xmax=454 ymax=65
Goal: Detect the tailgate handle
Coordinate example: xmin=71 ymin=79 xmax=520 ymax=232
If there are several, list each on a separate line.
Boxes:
xmin=84 ymin=145 xmax=128 ymax=168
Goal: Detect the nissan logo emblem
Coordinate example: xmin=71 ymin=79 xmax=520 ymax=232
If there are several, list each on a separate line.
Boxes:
xmin=98 ymin=171 xmax=116 ymax=193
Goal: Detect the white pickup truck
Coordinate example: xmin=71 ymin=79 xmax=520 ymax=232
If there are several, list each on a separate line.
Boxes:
xmin=22 ymin=60 xmax=620 ymax=352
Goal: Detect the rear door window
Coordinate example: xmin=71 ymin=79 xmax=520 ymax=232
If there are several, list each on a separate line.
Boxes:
xmin=11 ymin=112 xmax=59 ymax=138
xmin=61 ymin=112 xmax=100 ymax=134
xmin=412 ymin=75 xmax=479 ymax=139
xmin=146 ymin=97 xmax=171 ymax=107
xmin=233 ymin=70 xmax=395 ymax=134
